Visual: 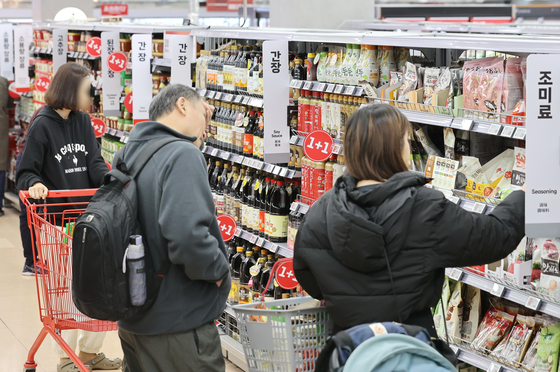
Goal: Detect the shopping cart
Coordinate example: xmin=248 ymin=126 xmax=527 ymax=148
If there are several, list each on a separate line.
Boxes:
xmin=233 ymin=258 xmax=334 ymax=372
xmin=20 ymin=189 xmax=118 ymax=372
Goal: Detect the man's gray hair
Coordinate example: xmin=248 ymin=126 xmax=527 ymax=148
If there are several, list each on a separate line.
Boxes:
xmin=149 ymin=84 xmax=201 ymax=121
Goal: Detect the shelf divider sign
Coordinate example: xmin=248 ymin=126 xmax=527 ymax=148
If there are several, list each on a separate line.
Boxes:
xmin=526 ymin=54 xmax=560 ymax=238
xmin=101 ymin=32 xmax=121 ymax=117
xmin=14 ymin=25 xmax=31 ymax=92
xmin=0 ymin=24 xmax=14 ymax=80
xmin=52 ymin=28 xmax=68 ymax=74
xmin=171 ymin=35 xmax=193 ymax=86
xmin=263 ymin=40 xmax=290 ymax=164
xmin=132 ymin=34 xmax=152 ymax=125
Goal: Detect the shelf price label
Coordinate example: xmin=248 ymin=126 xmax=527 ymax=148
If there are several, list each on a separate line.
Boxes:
xmin=303 ymin=130 xmax=334 ymax=162
xmin=525 ymin=296 xmax=541 ymax=311
xmin=449 ymin=345 xmax=459 ymax=355
xmin=513 ymin=127 xmax=527 ymax=140
xmin=276 ymin=261 xmax=299 ymax=290
xmin=86 ymin=37 xmax=102 ymax=57
xmin=449 ymin=268 xmax=463 ymax=281
xmin=249 ymin=234 xmax=258 ymax=244
xmin=488 ymin=124 xmax=502 ymax=136
xmin=317 ymin=83 xmax=326 ymax=91
xmin=491 ymin=283 xmax=506 ymax=298
xmin=256 ymin=238 xmax=264 ymax=247
xmin=334 ymin=85 xmax=344 ymax=94
xmin=345 ymin=85 xmax=356 ymax=95
xmin=472 ymin=202 xmax=487 ymax=214
xmin=211 ymin=148 xmax=219 ymax=157
xmin=326 ymin=84 xmax=335 ymax=93
xmin=290 ymin=135 xmax=299 ymax=144
xmin=90 ymin=117 xmax=106 ymax=139
xmin=461 ymin=119 xmax=473 ymax=131
xmin=234 ymin=227 xmax=242 ymax=237
xmin=303 ymin=81 xmax=312 ymax=90
xmin=217 ymin=214 xmax=236 ymax=242
xmin=500 ymin=125 xmax=515 ymax=138
xmin=487 ymin=363 xmax=501 ymax=372
xmin=34 ymin=76 xmax=50 ymax=93
xmin=446 ymin=195 xmax=461 ymax=205
xmin=290 ymin=202 xmax=299 ymax=212
xmin=107 ymin=51 xmax=128 ymax=73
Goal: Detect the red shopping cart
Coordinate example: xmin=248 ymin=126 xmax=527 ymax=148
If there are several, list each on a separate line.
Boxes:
xmin=20 ymin=189 xmax=118 ymax=372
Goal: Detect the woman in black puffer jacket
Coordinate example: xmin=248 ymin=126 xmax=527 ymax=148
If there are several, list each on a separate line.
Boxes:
xmin=293 ymin=104 xmax=525 ymax=336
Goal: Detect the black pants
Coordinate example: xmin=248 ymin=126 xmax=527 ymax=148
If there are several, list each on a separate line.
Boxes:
xmin=16 ymin=153 xmax=35 ymax=267
xmin=119 ymin=322 xmax=225 ymax=372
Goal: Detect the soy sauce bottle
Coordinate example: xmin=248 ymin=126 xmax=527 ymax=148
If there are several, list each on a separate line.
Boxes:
xmin=268 ymin=180 xmax=289 ymax=243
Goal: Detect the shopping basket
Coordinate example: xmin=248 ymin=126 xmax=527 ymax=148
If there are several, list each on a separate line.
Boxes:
xmin=20 ymin=189 xmax=118 ymax=372
xmin=233 ymin=258 xmax=334 ymax=372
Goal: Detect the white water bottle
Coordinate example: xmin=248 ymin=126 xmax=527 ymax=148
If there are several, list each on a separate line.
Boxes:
xmin=127 ymin=235 xmax=146 ymax=306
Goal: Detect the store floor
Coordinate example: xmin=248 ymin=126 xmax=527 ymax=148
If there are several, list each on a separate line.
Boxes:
xmin=0 ymin=204 xmax=243 ymax=372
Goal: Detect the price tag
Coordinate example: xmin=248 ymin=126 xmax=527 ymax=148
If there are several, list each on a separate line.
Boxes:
xmin=290 ymin=135 xmax=299 ymax=145
xmin=326 ymin=84 xmax=335 ymax=93
xmin=449 ymin=268 xmax=463 ymax=281
xmin=334 ymin=85 xmax=344 ymax=94
xmin=472 ymin=202 xmax=487 ymax=214
xmin=242 ymin=96 xmax=251 ymax=105
xmin=525 ymin=296 xmax=541 ymax=310
xmin=249 ymin=234 xmax=258 ymax=244
xmin=303 ymin=130 xmax=334 ymax=162
xmin=34 ymin=76 xmax=51 ymax=93
xmin=332 ymin=144 xmax=341 ymax=154
xmin=290 ymin=79 xmax=298 ymax=88
xmin=461 ymin=119 xmax=473 ymax=131
xmin=513 ymin=127 xmax=526 ymax=140
xmin=303 ymin=81 xmax=312 ymax=90
xmin=288 ymin=170 xmax=296 ymax=178
xmin=317 ymin=83 xmax=326 ymax=91
xmin=107 ymin=51 xmax=128 ymax=73
xmin=255 ymin=161 xmax=264 ymax=170
xmin=256 ymin=237 xmax=265 ymax=247
xmin=273 ymin=166 xmax=281 ymax=175
xmin=123 ymin=134 xmax=129 ymax=144
xmin=449 ymin=345 xmax=459 ymax=355
xmin=296 ymin=80 xmax=305 ymax=89
xmin=266 ymin=164 xmax=275 ymax=173
xmin=234 ymin=95 xmax=243 ymax=103
xmin=345 ymin=86 xmax=356 ymax=95
xmin=214 ymin=92 xmax=222 ymax=100
xmin=488 ymin=124 xmax=502 ymax=136
xmin=207 ymin=91 xmax=216 ymax=99
xmin=243 ymin=157 xmax=251 ymax=166
xmin=200 ymin=89 xmax=207 ymax=97
xmin=290 ymin=202 xmax=299 ymax=212
xmin=447 ymin=195 xmax=461 ymax=205
xmin=280 ymin=168 xmax=289 ymax=177
xmin=224 ymin=93 xmax=233 ymax=102
xmin=356 ymin=87 xmax=364 ymax=96
xmin=487 ymin=363 xmax=501 ymax=372
xmin=491 ymin=283 xmax=506 ymax=298
xmin=234 ymin=227 xmax=242 ymax=237
xmin=221 ymin=151 xmax=231 ymax=160
xmin=86 ymin=37 xmax=102 ymax=57
xmin=269 ymin=243 xmax=279 ymax=253
xmin=211 ymin=148 xmax=219 ymax=157
xmin=236 ymin=156 xmax=244 ymax=164
xmin=249 ymin=159 xmax=257 ymax=168
xmin=109 ymin=128 xmax=117 ymax=136
xmin=500 ymin=126 xmax=515 ymax=138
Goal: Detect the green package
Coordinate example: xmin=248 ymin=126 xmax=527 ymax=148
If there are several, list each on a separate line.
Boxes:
xmin=433 ymin=277 xmax=456 ymax=339
xmin=536 ymin=323 xmax=560 ymax=372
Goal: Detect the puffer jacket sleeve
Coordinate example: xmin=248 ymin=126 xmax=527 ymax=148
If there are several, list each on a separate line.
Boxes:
xmin=425 ymin=190 xmax=525 ymax=270
xmin=294 ymin=216 xmax=324 ymax=300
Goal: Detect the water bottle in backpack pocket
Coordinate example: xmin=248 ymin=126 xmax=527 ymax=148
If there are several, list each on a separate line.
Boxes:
xmin=124 ymin=235 xmax=147 ymax=306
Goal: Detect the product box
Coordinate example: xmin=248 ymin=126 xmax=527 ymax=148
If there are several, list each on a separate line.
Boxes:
xmin=424 ymin=155 xmax=459 ymax=190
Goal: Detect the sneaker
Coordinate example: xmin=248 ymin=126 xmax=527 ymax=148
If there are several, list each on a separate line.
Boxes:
xmin=22 ymin=263 xmax=44 ymax=276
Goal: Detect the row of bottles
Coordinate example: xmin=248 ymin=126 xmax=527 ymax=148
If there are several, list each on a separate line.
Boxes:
xmin=196 ymin=45 xmax=264 ymax=95
xmin=292 ymin=44 xmax=411 ymax=87
xmin=301 ymin=155 xmax=346 ymax=201
xmin=228 ymin=238 xmax=305 ymax=305
xmin=207 ymin=100 xmax=265 ymax=159
xmin=208 ymin=160 xmax=301 ymax=243
xmin=293 ymin=90 xmax=366 ymax=138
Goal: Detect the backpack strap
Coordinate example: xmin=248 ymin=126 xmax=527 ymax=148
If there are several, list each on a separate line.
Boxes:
xmin=129 ymin=137 xmax=188 ymax=179
xmin=315 ymin=331 xmax=354 ymax=372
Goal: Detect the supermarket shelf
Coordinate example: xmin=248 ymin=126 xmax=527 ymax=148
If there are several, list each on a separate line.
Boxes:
xmin=234 ymin=227 xmax=293 ymax=258
xmin=445 ymin=268 xmax=560 ymax=319
xmin=290 ymin=79 xmax=364 ymax=97
xmin=67 ymin=52 xmax=99 ymax=60
xmin=32 ymin=47 xmax=52 ymax=55
xmin=203 ymin=146 xmax=301 ymax=180
xmin=453 ymin=344 xmax=517 ymax=372
xmin=224 ymin=303 xmax=236 ymax=318
xmin=196 ymin=88 xmax=264 ymax=108
xmin=104 ymin=128 xmax=130 ymax=143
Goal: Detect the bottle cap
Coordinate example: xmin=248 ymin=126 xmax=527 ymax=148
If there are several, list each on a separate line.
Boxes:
xmin=130 ymin=235 xmax=142 ymax=245
xmin=237 ymin=246 xmax=244 ymax=252
xmin=246 ymin=251 xmax=253 ymax=256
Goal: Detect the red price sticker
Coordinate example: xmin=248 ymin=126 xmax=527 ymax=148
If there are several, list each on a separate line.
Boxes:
xmin=35 ymin=77 xmax=51 ymax=93
xmin=86 ymin=37 xmax=102 ymax=58
xmin=124 ymin=92 xmax=133 ymax=113
xmin=217 ymin=214 xmax=237 ymax=242
xmin=90 ymin=117 xmax=106 ymax=138
xmin=107 ymin=51 xmax=128 ymax=73
xmin=303 ymin=130 xmax=334 ymax=162
xmin=275 ymin=261 xmax=299 ymax=290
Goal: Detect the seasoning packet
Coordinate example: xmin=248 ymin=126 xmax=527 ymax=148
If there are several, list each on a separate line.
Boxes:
xmin=463 ymin=57 xmax=500 ymax=112
xmin=491 ymin=327 xmax=512 ymax=361
xmin=398 ymin=62 xmax=418 ymax=102
xmin=444 ymin=128 xmax=455 ymax=160
xmin=461 ymin=285 xmax=481 ymax=343
xmin=501 ymin=57 xmax=523 ymax=113
xmin=501 ymin=315 xmax=536 ymax=365
xmin=445 ymin=281 xmax=464 ymax=343
xmin=434 ymin=277 xmax=455 ymax=339
xmin=424 ymin=67 xmax=451 ymax=106
xmin=539 ymin=238 xmax=560 ymax=300
xmin=471 ymin=309 xmax=515 ymax=353
xmin=478 ymin=57 xmax=505 ymax=114
xmin=413 ymin=123 xmax=443 ymax=157
xmin=535 ymin=322 xmax=560 ymax=372
xmin=390 ymin=70 xmax=403 ymax=87
xmin=423 ymin=67 xmax=441 ymax=101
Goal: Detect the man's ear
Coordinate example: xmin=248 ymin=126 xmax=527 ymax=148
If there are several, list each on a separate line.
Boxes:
xmin=176 ymin=97 xmax=188 ymax=116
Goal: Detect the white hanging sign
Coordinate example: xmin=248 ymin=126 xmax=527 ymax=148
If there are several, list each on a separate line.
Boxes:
xmin=52 ymin=28 xmax=68 ymax=75
xmin=170 ymin=35 xmax=193 ymax=86
xmin=101 ymin=32 xmax=121 ymax=117
xmin=131 ymin=34 xmax=152 ymax=124
xmin=0 ymin=24 xmax=14 ymax=80
xmin=14 ymin=25 xmax=31 ymax=92
xmin=263 ymin=40 xmax=290 ymax=164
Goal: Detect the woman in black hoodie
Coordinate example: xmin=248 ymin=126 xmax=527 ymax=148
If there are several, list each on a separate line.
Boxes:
xmin=294 ymin=104 xmax=525 ymax=337
xmin=16 ymin=63 xmax=121 ymax=372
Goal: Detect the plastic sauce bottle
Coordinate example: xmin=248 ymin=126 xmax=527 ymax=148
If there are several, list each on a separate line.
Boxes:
xmin=125 ymin=235 xmax=146 ymax=306
xmin=314 ymin=161 xmax=326 ymax=199
xmin=325 ymin=159 xmax=334 ymax=192
xmin=268 ymin=180 xmax=289 ymax=243
xmin=316 ymin=47 xmax=329 ymax=82
xmin=239 ymin=249 xmax=255 ymax=304
xmin=229 ymin=246 xmax=245 ymax=305
xmin=306 ymin=53 xmax=317 ymax=81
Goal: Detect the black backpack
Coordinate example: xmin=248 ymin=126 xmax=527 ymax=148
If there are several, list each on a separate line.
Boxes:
xmin=72 ymin=137 xmax=185 ymax=321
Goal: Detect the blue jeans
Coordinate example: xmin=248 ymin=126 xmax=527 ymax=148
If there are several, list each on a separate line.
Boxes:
xmin=16 ymin=153 xmax=35 ymax=266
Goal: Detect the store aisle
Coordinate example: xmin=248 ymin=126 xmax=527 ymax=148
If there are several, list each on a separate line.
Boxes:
xmin=0 ymin=205 xmax=243 ymax=372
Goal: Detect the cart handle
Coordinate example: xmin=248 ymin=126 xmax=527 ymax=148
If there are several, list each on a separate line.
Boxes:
xmin=19 ymin=189 xmax=98 ymax=205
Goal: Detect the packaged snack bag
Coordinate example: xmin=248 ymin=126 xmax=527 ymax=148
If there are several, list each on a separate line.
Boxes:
xmin=414 ymin=123 xmax=443 ymax=157
xmin=539 ymin=238 xmax=560 ymax=299
xmin=423 ymin=67 xmax=441 ymax=102
xmin=461 ymin=286 xmax=481 ymax=343
xmin=501 ymin=57 xmax=523 ymax=113
xmin=471 ymin=310 xmax=515 ymax=353
xmin=434 ymin=277 xmax=455 ymax=339
xmin=511 ymin=146 xmax=526 ymax=192
xmin=445 ymin=281 xmax=465 ymax=343
xmin=425 ymin=67 xmax=451 ymax=106
xmin=523 ymin=316 xmax=545 ymax=370
xmin=491 ymin=327 xmax=512 ymax=361
xmin=501 ymin=315 xmax=536 ymax=365
xmin=444 ymin=128 xmax=455 ymax=160
xmin=397 ymin=62 xmax=418 ymax=102
xmin=478 ymin=57 xmax=505 ymax=114
xmin=535 ymin=323 xmax=560 ymax=372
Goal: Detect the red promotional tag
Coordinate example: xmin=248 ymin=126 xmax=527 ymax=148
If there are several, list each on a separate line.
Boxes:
xmin=275 ymin=260 xmax=299 ymax=290
xmin=8 ymin=82 xmax=20 ymax=99
xmin=303 ymin=130 xmax=334 ymax=162
xmin=86 ymin=37 xmax=102 ymax=58
xmin=217 ymin=214 xmax=237 ymax=242
xmin=35 ymin=77 xmax=51 ymax=93
xmin=91 ymin=117 xmax=106 ymax=138
xmin=124 ymin=92 xmax=133 ymax=113
xmin=107 ymin=51 xmax=128 ymax=73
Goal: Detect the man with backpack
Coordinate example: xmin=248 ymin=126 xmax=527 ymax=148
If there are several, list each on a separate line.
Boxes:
xmin=111 ymin=85 xmax=230 ymax=371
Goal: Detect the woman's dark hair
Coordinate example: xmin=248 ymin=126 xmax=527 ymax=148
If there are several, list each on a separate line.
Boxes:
xmin=344 ymin=104 xmax=410 ymax=182
xmin=45 ymin=62 xmax=90 ymax=111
